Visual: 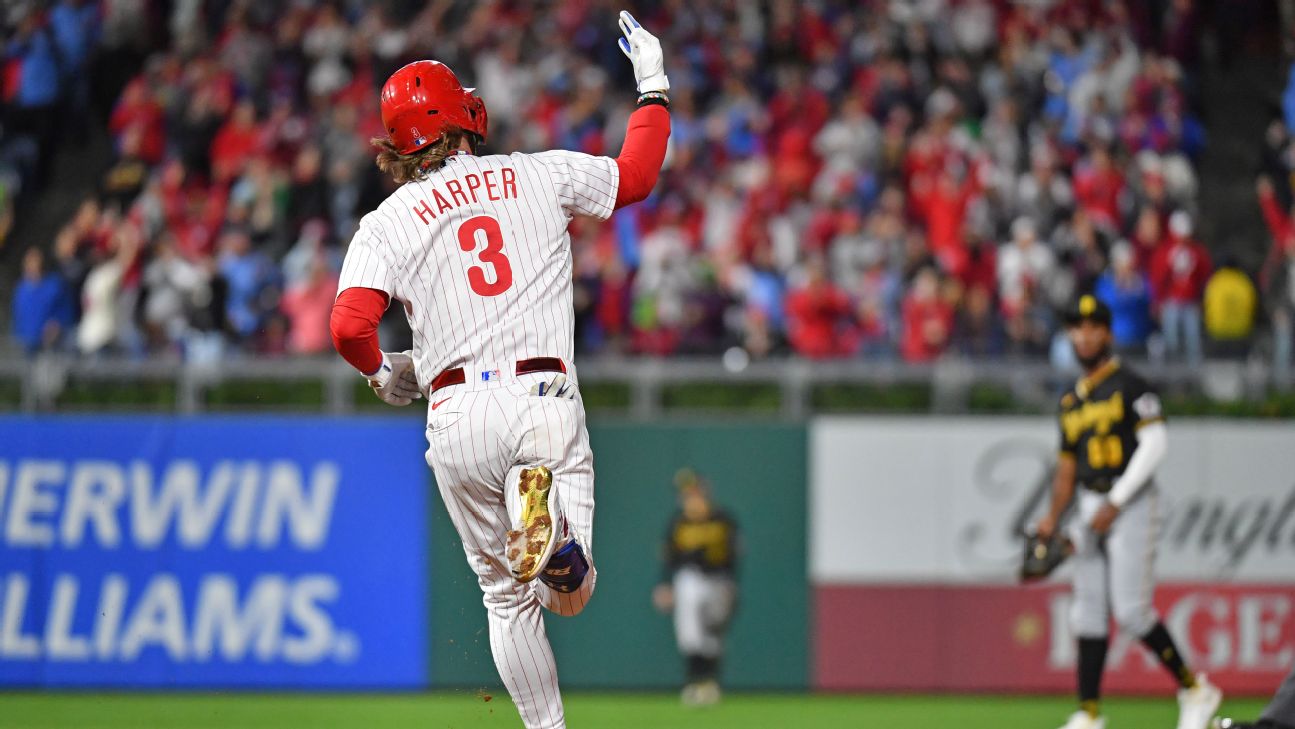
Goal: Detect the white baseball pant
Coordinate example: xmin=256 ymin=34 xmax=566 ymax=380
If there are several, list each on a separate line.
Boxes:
xmin=1068 ymin=485 xmax=1161 ymax=639
xmin=672 ymin=566 xmax=737 ymax=658
xmin=425 ymin=368 xmax=597 ymax=729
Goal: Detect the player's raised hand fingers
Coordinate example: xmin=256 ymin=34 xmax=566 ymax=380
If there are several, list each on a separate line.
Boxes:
xmin=618 ymin=36 xmax=632 ymax=58
xmin=619 ymin=10 xmax=640 ymax=34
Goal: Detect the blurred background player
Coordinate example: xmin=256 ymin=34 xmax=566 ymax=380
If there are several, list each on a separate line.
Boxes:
xmin=653 ymin=468 xmax=740 ymax=706
xmin=1214 ymin=661 xmax=1295 ymax=729
xmin=1035 ymin=294 xmax=1222 ymax=729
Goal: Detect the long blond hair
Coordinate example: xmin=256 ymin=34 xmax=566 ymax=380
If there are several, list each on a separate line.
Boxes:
xmin=371 ymin=129 xmax=468 ymax=184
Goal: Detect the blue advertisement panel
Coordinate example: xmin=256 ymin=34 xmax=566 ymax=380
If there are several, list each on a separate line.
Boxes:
xmin=0 ymin=416 xmax=429 ymax=688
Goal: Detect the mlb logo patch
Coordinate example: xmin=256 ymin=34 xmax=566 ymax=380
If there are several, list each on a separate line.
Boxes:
xmin=481 ymin=369 xmax=501 ymax=382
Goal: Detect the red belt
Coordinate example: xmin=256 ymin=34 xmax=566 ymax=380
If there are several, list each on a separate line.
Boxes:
xmin=429 ymin=357 xmax=567 ymax=394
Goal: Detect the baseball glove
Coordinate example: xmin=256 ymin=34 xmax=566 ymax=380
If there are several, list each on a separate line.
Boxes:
xmin=1020 ymin=532 xmax=1072 ymax=583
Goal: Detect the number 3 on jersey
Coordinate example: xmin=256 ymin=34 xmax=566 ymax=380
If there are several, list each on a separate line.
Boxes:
xmin=458 ymin=215 xmax=513 ymax=296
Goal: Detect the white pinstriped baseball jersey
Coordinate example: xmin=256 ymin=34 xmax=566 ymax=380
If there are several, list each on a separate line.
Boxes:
xmin=338 ymin=150 xmax=617 ymax=729
xmin=336 ymin=150 xmax=619 ymax=387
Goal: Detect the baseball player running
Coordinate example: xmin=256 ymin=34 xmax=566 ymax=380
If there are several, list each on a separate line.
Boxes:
xmin=652 ymin=469 xmax=740 ymax=706
xmin=329 ymin=12 xmax=670 ymax=728
xmin=1035 ymin=295 xmax=1222 ymax=729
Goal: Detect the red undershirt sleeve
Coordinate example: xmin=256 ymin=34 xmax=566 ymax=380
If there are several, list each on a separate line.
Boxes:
xmin=330 ymin=287 xmax=389 ymax=376
xmin=614 ymin=104 xmax=671 ymax=209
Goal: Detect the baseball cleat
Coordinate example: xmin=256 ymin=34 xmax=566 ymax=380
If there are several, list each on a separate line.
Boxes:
xmin=1057 ymin=710 xmax=1106 ymax=729
xmin=681 ymin=681 xmax=720 ymax=707
xmin=691 ymin=679 xmax=721 ymax=706
xmin=1178 ymin=674 xmax=1223 ymax=729
xmin=680 ymin=683 xmax=698 ymax=705
xmin=539 ymin=539 xmax=589 ymax=593
xmin=506 ymin=466 xmax=557 ymax=583
xmin=1211 ymin=721 xmax=1259 ymax=729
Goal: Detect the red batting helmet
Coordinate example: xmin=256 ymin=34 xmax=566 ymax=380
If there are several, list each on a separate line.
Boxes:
xmin=380 ymin=60 xmax=489 ymax=155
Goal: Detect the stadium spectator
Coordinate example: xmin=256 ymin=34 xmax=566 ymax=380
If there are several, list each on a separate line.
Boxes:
xmin=909 ymin=159 xmax=977 ymax=277
xmin=140 ymin=234 xmax=204 ymax=351
xmin=1202 ymin=257 xmax=1257 ymax=356
xmin=1012 ymin=146 xmax=1074 ymax=241
xmin=953 ymin=283 xmax=1004 ymax=358
xmin=1072 ymin=146 xmax=1126 ymax=232
xmin=109 ymin=78 xmax=166 ymax=165
xmin=851 ymin=242 xmax=902 ymax=358
xmin=210 ymin=100 xmax=264 ymax=184
xmin=998 ymin=217 xmax=1056 ymax=354
xmin=786 ymin=257 xmax=856 ymax=359
xmin=1095 ymin=241 xmax=1155 ymax=352
xmin=998 ymin=218 xmax=1055 ymax=312
xmin=76 ymin=224 xmax=140 ymax=356
xmin=1129 ymin=206 xmax=1167 ymax=273
xmin=48 ymin=0 xmax=100 ymax=130
xmin=280 ymin=259 xmax=338 ymax=355
xmin=1258 ymin=175 xmax=1295 ymax=256
xmin=1053 ymin=209 xmax=1111 ymax=293
xmin=632 ymin=201 xmax=693 ymax=356
xmin=1150 ymin=211 xmax=1211 ymax=365
xmin=48 ymin=1 xmax=98 ymax=72
xmin=5 ymin=8 xmax=63 ymax=182
xmin=12 ymin=247 xmax=73 ymax=354
xmin=900 ymin=267 xmax=953 ymax=363
xmin=216 ymin=227 xmax=277 ymax=343
xmin=1261 ymin=221 xmax=1295 ymax=374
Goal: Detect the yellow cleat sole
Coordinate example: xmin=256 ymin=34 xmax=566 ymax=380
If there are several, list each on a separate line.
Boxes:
xmin=506 ymin=466 xmax=555 ymax=582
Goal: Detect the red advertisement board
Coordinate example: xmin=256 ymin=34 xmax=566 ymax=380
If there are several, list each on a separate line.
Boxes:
xmin=815 ymin=584 xmax=1295 ymax=695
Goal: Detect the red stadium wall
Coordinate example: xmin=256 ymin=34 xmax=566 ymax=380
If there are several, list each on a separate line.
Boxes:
xmin=814 ymin=583 xmax=1295 ymax=694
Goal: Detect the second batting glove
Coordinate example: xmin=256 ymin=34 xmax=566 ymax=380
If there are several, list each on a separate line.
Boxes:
xmin=618 ymin=11 xmax=669 ymax=93
xmin=529 ymin=373 xmax=575 ymax=399
xmin=367 ymin=350 xmax=422 ymax=406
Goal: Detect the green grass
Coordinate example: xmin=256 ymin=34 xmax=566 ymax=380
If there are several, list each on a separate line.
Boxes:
xmin=0 ymin=692 xmax=1268 ymax=729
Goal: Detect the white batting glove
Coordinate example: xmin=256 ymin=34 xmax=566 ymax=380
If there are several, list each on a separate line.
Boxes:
xmin=529 ymin=373 xmax=575 ymax=399
xmin=617 ymin=10 xmax=669 ymax=93
xmin=367 ymin=350 xmax=422 ymax=406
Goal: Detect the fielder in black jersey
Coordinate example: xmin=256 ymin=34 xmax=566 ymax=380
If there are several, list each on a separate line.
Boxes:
xmin=652 ymin=469 xmax=739 ymax=706
xmin=1057 ymin=356 xmax=1165 ymax=496
xmin=1037 ymin=295 xmax=1222 ymax=729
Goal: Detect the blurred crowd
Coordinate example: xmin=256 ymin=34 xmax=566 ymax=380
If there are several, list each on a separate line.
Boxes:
xmin=2 ymin=0 xmax=1290 ymax=370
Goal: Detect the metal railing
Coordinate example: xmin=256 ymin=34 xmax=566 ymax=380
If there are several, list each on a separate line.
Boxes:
xmin=2 ymin=353 xmax=1290 ymax=418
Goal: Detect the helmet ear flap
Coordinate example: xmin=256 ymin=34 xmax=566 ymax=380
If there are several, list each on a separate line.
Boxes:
xmin=462 ymin=89 xmax=489 ymax=141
